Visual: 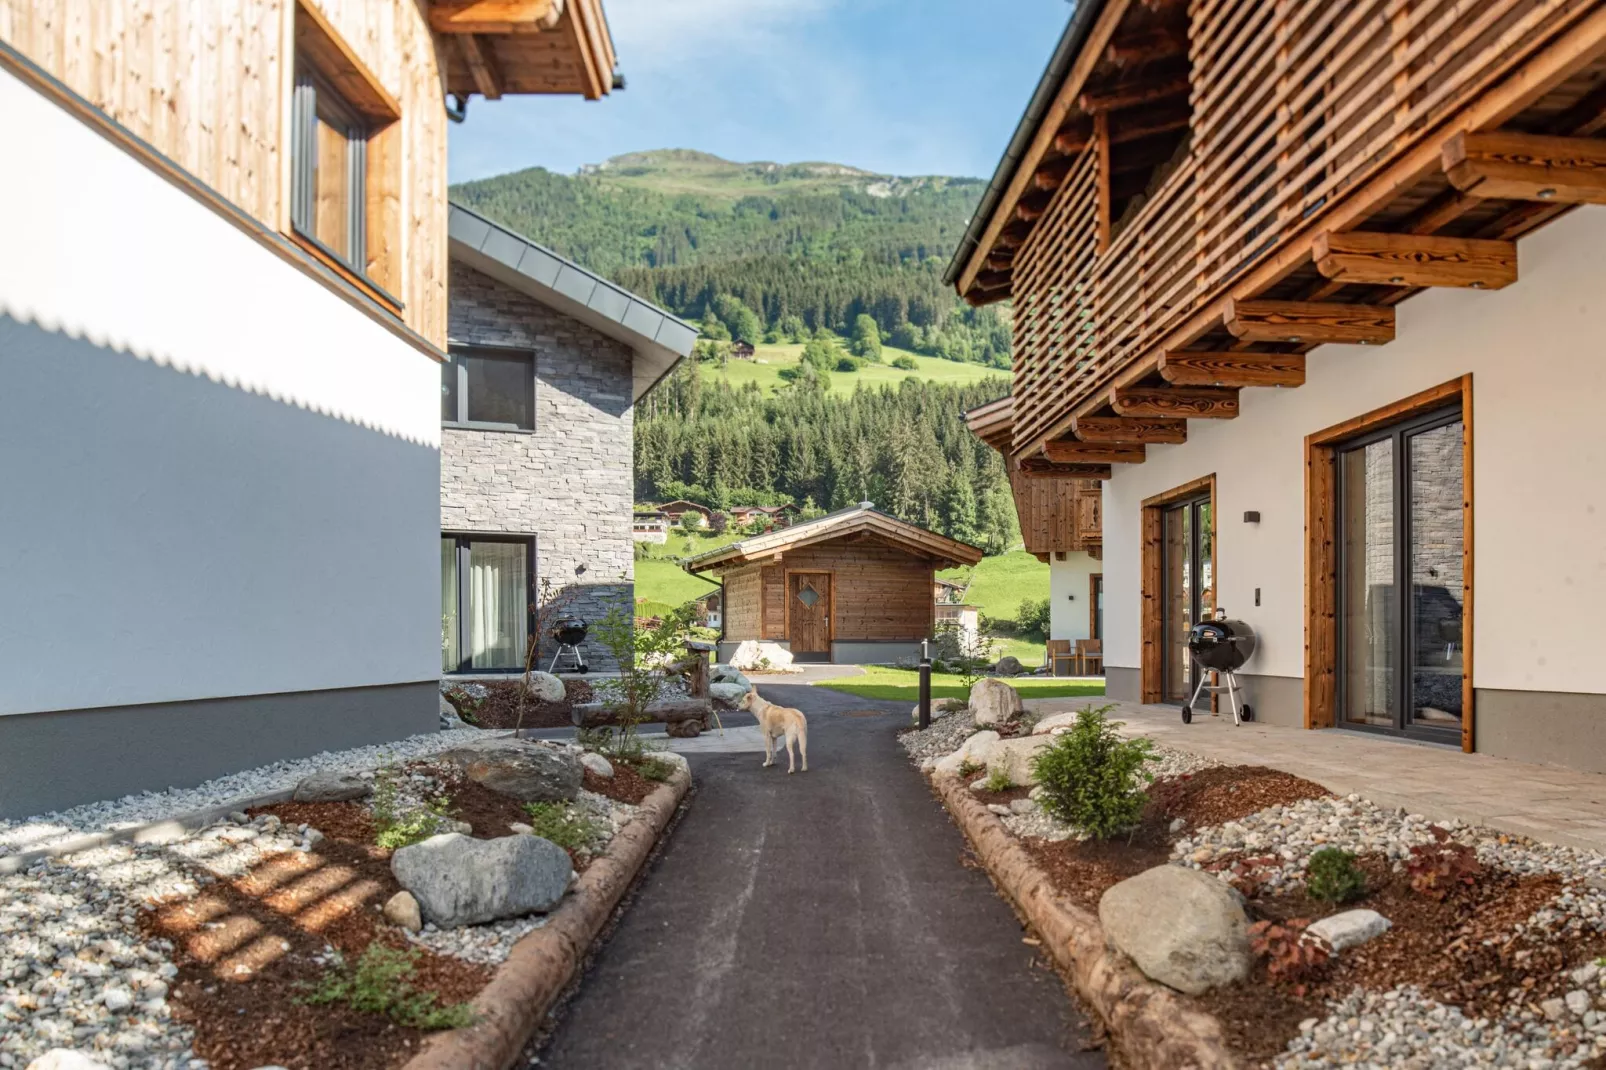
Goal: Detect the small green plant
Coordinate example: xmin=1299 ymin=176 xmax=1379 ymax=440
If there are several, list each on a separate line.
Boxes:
xmin=1305 ymin=847 xmax=1367 ymax=904
xmin=444 ymin=687 xmax=483 ymax=725
xmin=303 ymin=944 xmax=474 ymax=1030
xmin=958 ymin=757 xmax=985 ymax=779
xmin=1028 ymin=705 xmax=1156 ymax=839
xmin=633 ymin=755 xmax=677 ymax=782
xmin=371 ymin=766 xmax=454 ymax=850
xmin=523 ymin=801 xmax=605 ymax=852
xmin=983 ymin=767 xmax=1013 ymax=793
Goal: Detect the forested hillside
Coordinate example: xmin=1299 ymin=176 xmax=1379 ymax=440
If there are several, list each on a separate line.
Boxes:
xmin=449 ymin=149 xmax=1010 ymax=366
xmin=634 ymin=367 xmax=1019 ymax=551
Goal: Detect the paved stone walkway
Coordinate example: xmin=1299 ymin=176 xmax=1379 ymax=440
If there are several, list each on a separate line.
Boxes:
xmin=535 ymin=682 xmax=1104 ymax=1070
xmin=1026 ymin=696 xmax=1606 ymax=854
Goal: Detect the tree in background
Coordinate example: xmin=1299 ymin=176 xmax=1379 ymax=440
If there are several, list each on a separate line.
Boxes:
xmin=978 ymin=483 xmax=1021 ymax=555
xmin=850 ymin=314 xmax=882 ymax=363
xmin=801 ymin=333 xmax=840 ymax=371
xmin=778 ymin=314 xmax=808 ymax=343
xmin=712 ymin=294 xmax=763 ymax=346
xmin=938 ymin=468 xmax=982 ymax=546
xmin=710 ymin=510 xmax=730 ymax=535
xmin=700 ymin=313 xmax=730 ymax=341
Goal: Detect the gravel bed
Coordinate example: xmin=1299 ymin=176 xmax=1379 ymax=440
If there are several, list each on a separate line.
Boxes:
xmin=407 ymin=915 xmax=550 ymax=967
xmin=0 ymin=729 xmax=485 ymax=859
xmin=897 ymin=709 xmax=972 ymax=764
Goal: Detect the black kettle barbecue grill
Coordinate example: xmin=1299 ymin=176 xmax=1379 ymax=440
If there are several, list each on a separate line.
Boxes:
xmin=1181 ymin=610 xmax=1257 ymax=725
xmin=547 ymin=618 xmax=589 ymax=674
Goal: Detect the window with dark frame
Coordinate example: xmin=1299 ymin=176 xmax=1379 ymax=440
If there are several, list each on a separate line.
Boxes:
xmin=290 ymin=64 xmax=369 ymax=277
xmin=441 ymin=535 xmax=537 ymax=674
xmin=442 ymin=346 xmax=536 ymax=431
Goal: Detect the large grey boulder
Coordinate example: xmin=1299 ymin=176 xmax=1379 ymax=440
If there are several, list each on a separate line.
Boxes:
xmin=932 ymin=730 xmax=1001 ymax=776
xmin=391 ymin=833 xmax=572 ymax=928
xmin=523 ymin=671 xmax=566 ymax=704
xmin=440 ymin=738 xmax=581 ymax=802
xmin=292 ymin=771 xmax=372 ymax=803
xmin=994 ymin=655 xmax=1025 ymax=676
xmin=440 ymin=694 xmax=469 ymax=730
xmin=985 ymin=736 xmax=1053 ymax=786
xmin=1099 ymin=865 xmax=1251 ymax=994
xmin=711 ymin=665 xmax=752 ymax=689
xmin=710 ymin=682 xmax=750 ymax=707
xmin=1307 ymin=909 xmax=1390 ymax=952
xmin=729 ymin=640 xmax=794 ymax=671
xmin=970 ymin=677 xmax=1024 ymax=727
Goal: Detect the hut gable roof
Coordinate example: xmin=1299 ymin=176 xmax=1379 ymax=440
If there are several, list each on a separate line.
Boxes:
xmin=683 ymin=505 xmax=984 ymax=574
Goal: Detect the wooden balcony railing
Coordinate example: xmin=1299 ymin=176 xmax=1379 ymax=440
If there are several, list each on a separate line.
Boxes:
xmin=1009 ymin=0 xmax=1587 ymax=456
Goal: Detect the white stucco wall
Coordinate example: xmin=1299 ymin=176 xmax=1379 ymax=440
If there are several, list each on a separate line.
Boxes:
xmin=1049 ymin=551 xmax=1102 ymax=644
xmin=0 ymin=65 xmax=441 ymax=716
xmin=1102 ymin=206 xmax=1606 ymax=696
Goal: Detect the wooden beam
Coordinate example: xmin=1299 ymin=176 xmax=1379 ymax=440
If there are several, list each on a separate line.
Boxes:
xmin=1033 ymin=157 xmax=1075 ymax=192
xmin=1041 ymin=441 xmax=1147 ymax=465
xmin=1158 ymin=350 xmax=1306 ymax=388
xmin=1110 ymin=385 xmax=1239 ymax=419
xmin=455 ymin=34 xmax=504 ymax=100
xmin=1444 ymin=131 xmax=1606 ymax=204
xmin=1071 ymin=416 xmax=1188 ymax=444
xmin=430 ymin=0 xmax=559 ymax=34
xmin=1096 ymin=111 xmax=1112 ymax=253
xmin=1105 ymin=28 xmax=1187 ymax=65
xmin=1054 ymin=109 xmax=1189 ymax=155
xmin=1313 ymin=231 xmax=1517 ymax=289
xmin=1225 ymin=299 xmax=1396 ymax=345
xmin=1017 ymin=460 xmax=1114 ymax=481
xmin=1079 ymin=73 xmax=1190 ymax=114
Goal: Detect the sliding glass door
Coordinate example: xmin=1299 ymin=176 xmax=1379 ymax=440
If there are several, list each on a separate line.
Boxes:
xmin=1161 ymin=497 xmax=1213 ymax=704
xmin=1337 ymin=407 xmax=1464 ymax=739
xmin=441 ymin=536 xmax=534 ymax=673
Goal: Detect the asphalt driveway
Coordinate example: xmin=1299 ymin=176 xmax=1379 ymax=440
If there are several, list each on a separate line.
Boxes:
xmin=533 ymin=679 xmax=1105 ymax=1070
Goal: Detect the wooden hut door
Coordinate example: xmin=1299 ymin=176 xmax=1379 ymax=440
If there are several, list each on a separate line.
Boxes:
xmin=788 ymin=572 xmax=832 ymax=657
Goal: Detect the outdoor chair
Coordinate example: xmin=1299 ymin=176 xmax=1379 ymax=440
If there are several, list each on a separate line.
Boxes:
xmin=1075 ymin=638 xmax=1104 ymax=676
xmin=1046 ymin=639 xmax=1076 ymax=677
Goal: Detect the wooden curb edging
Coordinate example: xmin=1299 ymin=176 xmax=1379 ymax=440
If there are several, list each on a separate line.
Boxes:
xmin=932 ymin=772 xmax=1241 ymax=1070
xmin=402 ymin=768 xmax=692 ymax=1070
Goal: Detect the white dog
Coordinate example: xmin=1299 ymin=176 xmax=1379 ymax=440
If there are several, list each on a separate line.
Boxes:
xmin=738 ymin=686 xmax=809 ymax=773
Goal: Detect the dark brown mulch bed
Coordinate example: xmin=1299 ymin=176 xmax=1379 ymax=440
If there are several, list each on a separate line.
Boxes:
xmin=444 ymin=678 xmax=595 ymax=730
xmin=1195 ymin=861 xmax=1586 ymax=1064
xmin=142 ymin=812 xmax=490 ymax=1070
xmin=587 ymin=760 xmax=659 ymax=805
xmin=1018 ymin=766 xmax=1332 ymax=914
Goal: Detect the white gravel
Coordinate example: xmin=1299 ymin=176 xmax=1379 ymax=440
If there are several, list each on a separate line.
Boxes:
xmin=0 ymin=729 xmax=485 ymax=860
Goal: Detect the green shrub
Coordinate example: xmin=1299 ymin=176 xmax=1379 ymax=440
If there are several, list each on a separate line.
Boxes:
xmin=303 ymin=944 xmax=474 ymax=1030
xmin=958 ymin=757 xmax=985 ymax=779
xmin=835 ymin=356 xmax=862 ymax=373
xmin=1305 ymin=847 xmax=1367 ymax=904
xmin=983 ymin=767 xmax=1012 ymax=793
xmin=1029 ymin=705 xmax=1156 ymax=839
xmin=371 ymin=767 xmax=454 ymax=850
xmin=633 ymin=755 xmax=677 ymax=782
xmin=523 ymin=801 xmax=605 ymax=852
xmin=890 ymin=355 xmax=918 ymax=370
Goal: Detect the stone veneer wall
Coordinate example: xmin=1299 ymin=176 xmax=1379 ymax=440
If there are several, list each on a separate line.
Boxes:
xmin=443 ymin=262 xmax=635 ymax=670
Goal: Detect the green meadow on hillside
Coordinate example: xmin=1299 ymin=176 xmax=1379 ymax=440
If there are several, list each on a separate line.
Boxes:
xmin=708 ymin=338 xmax=1005 ymax=397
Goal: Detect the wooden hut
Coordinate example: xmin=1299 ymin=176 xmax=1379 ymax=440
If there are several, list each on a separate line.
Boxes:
xmin=684 ymin=504 xmax=983 ymax=663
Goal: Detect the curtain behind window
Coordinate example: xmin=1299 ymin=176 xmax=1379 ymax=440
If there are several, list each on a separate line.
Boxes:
xmin=469 ymin=542 xmax=528 ymax=669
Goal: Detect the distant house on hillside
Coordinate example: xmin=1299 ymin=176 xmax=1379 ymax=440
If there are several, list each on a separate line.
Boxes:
xmin=695 ymin=589 xmax=723 ymax=631
xmin=730 ymin=341 xmax=756 ymax=360
xmin=632 ymin=511 xmax=670 ymax=544
xmin=730 ymin=503 xmax=799 ymax=529
xmin=656 ymin=500 xmax=713 ymax=528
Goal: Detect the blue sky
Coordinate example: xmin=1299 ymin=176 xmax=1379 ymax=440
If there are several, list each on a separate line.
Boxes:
xmin=447 ymin=0 xmax=1072 ymax=185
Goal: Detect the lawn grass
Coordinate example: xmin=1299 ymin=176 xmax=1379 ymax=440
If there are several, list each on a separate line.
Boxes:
xmin=815 ymin=667 xmax=1106 ymax=703
xmin=707 ymin=338 xmax=1006 ymax=397
xmin=632 ymin=557 xmax=717 ymax=609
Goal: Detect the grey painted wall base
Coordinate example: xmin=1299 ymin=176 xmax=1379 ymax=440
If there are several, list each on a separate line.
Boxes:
xmin=0 ymin=681 xmax=437 ymax=819
xmin=1106 ymin=666 xmax=1140 ymax=703
xmin=1476 ymin=688 xmax=1606 ymax=774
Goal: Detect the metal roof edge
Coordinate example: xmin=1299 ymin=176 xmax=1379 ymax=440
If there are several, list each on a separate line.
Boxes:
xmin=941 ymin=0 xmax=1109 ymax=290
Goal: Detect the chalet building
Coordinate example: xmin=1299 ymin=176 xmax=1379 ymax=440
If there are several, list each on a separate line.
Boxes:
xmin=686 ymin=505 xmax=983 ymax=664
xmin=948 ymin=0 xmax=1606 ymax=771
xmin=655 ymin=500 xmax=715 ymax=528
xmin=965 ymin=397 xmax=1105 ymax=649
xmin=0 ymin=0 xmax=618 ymax=818
xmin=730 ymin=504 xmax=801 ymax=529
xmin=443 ymin=206 xmax=694 ymax=674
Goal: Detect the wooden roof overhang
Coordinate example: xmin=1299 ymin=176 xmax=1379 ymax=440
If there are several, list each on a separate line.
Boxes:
xmin=683 ymin=508 xmax=985 ymax=576
xmin=949 ymin=0 xmax=1606 ymax=475
xmin=431 ymin=0 xmax=617 ymax=101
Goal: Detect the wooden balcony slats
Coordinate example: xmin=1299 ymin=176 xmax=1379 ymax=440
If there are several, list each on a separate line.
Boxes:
xmin=1007 ymin=0 xmax=1586 ymax=455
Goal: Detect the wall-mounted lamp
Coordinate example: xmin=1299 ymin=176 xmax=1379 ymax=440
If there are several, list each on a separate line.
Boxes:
xmin=1066 ymin=593 xmax=1076 ymax=601
xmin=1243 ymin=511 xmax=1261 ymax=524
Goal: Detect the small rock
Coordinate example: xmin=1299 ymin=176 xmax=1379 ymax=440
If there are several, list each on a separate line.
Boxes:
xmin=580 ymin=752 xmax=614 ymax=779
xmin=449 ymin=820 xmax=474 ymax=835
xmin=292 ymin=771 xmax=372 ymax=803
xmin=1009 ymin=798 xmax=1037 ymax=815
xmin=1169 ymin=817 xmax=1187 ymax=834
xmin=509 ymin=822 xmax=535 ymax=834
xmin=1575 ymin=962 xmax=1602 ymax=987
xmin=303 ymin=828 xmax=325 ymax=848
xmin=25 ymin=1053 xmax=114 ymax=1070
xmin=100 ymin=987 xmax=133 ymax=1013
xmin=1569 ymin=990 xmax=1593 ymax=1017
xmin=392 ymin=833 xmax=572 ymax=927
xmin=1542 ymin=997 xmax=1567 ymax=1021
xmin=665 ymin=718 xmax=702 ymax=738
xmin=970 ymin=777 xmax=990 ymax=791
xmin=987 ymin=803 xmax=1012 ymax=816
xmin=709 ymin=682 xmax=750 ymax=707
xmin=1307 ymin=909 xmax=1392 ymax=952
xmin=229 ymin=811 xmax=249 ymax=824
xmin=383 ymin=891 xmax=423 ymax=933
